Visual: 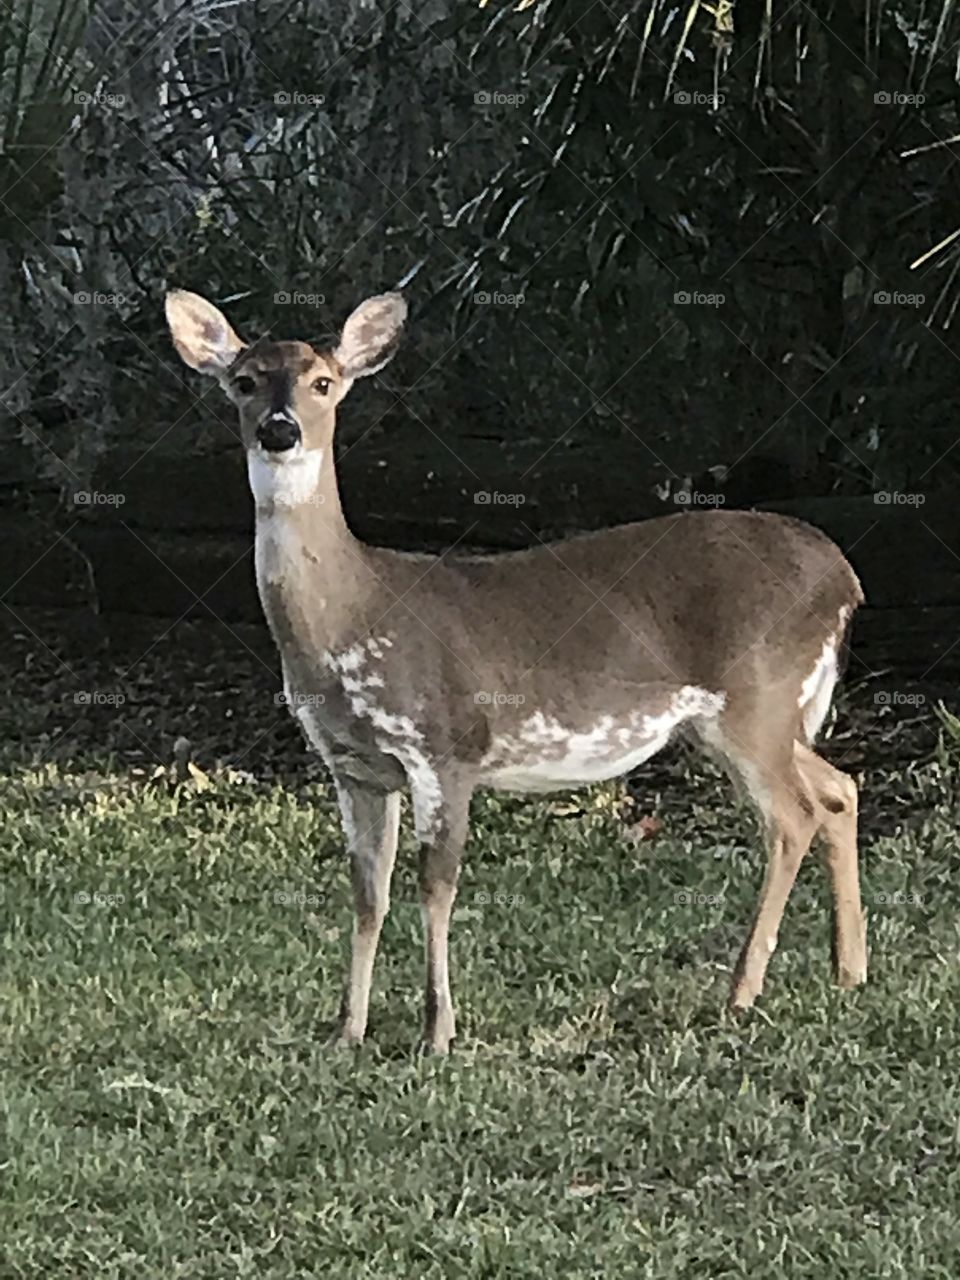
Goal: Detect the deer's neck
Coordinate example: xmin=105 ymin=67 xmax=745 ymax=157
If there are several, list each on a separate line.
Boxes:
xmin=248 ymin=446 xmax=372 ymax=659
xmin=248 ymin=443 xmax=343 ymax=529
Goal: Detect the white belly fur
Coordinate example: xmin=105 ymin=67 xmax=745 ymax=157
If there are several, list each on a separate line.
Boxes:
xmin=484 ymin=726 xmax=675 ymax=792
xmin=481 ymin=687 xmax=725 ymax=794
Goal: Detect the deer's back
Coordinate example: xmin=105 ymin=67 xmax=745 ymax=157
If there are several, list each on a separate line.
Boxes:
xmin=429 ymin=510 xmax=861 ymax=690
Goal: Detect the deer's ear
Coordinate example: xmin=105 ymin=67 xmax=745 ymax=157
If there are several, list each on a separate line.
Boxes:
xmin=333 ymin=292 xmax=406 ymax=381
xmin=165 ymin=289 xmax=245 ymax=374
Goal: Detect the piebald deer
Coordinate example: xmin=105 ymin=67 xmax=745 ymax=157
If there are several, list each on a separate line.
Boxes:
xmin=165 ymin=289 xmax=867 ymax=1053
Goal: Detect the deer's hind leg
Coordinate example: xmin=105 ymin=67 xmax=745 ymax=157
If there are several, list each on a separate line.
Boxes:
xmin=793 ymin=742 xmax=866 ymax=990
xmin=700 ymin=698 xmax=822 ymax=1010
xmin=702 ymin=689 xmax=866 ymax=1009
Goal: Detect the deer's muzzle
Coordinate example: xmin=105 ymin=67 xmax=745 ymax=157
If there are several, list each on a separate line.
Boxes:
xmin=257 ymin=412 xmax=301 ymax=453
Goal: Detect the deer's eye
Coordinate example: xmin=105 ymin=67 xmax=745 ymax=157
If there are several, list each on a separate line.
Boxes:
xmin=234 ymin=375 xmax=257 ymax=395
xmin=313 ymin=377 xmax=331 ymax=395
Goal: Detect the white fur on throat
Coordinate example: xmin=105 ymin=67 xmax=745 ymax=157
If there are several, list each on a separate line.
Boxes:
xmin=248 ymin=447 xmax=324 ymax=590
xmin=247 ymin=445 xmax=323 ymax=509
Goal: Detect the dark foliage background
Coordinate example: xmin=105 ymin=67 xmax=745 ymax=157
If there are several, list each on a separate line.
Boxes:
xmin=1 ymin=0 xmax=960 ymax=615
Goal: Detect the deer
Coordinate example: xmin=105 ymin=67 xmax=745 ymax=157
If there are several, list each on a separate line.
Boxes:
xmin=165 ymin=288 xmax=867 ymax=1054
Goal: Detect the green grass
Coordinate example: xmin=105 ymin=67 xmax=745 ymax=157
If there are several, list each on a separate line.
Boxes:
xmin=2 ymin=688 xmax=960 ymax=1275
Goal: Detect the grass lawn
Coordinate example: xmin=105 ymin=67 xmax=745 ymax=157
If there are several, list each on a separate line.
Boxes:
xmin=1 ymin=615 xmax=959 ymax=1277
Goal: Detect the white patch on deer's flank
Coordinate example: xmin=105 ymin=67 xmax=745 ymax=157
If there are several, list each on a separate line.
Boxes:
xmin=800 ymin=645 xmax=837 ymax=741
xmin=798 ymin=604 xmax=853 ymax=741
xmin=482 ymin=685 xmax=725 ymax=793
xmin=799 ymin=639 xmax=834 ymax=706
xmin=798 ymin=632 xmax=843 ymax=743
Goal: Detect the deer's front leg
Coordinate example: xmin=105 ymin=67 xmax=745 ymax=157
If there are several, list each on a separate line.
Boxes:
xmin=416 ymin=771 xmax=473 ymax=1055
xmin=332 ymin=780 xmax=401 ymax=1047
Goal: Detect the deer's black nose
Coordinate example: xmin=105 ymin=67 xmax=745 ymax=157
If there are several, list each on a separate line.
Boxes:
xmin=256 ymin=414 xmax=301 ymax=453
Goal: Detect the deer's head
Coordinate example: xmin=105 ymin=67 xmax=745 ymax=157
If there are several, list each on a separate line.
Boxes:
xmin=165 ymin=289 xmax=406 ymax=505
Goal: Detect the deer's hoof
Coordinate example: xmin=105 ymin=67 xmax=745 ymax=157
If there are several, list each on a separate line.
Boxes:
xmin=836 ymin=962 xmax=867 ymax=989
xmin=417 ymin=1034 xmax=454 ymax=1057
xmin=727 ymin=982 xmax=761 ymax=1014
xmin=327 ymin=1027 xmax=365 ymax=1052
